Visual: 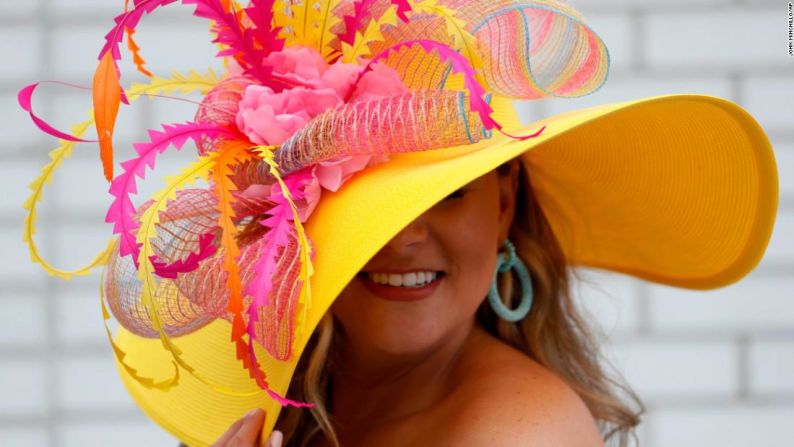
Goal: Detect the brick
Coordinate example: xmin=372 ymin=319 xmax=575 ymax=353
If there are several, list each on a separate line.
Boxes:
xmin=743 ymin=76 xmax=794 ymax=132
xmin=775 ymin=143 xmax=794 ymax=200
xmin=0 ymin=92 xmax=46 ymax=149
xmin=51 ymin=24 xmax=129 ymax=79
xmin=645 ymin=11 xmax=781 ymax=69
xmin=48 ymin=150 xmax=206 ymax=216
xmin=580 ymin=12 xmax=634 ymax=73
xmin=42 ymin=222 xmax=113 ymax=272
xmin=605 ymin=339 xmax=738 ymax=399
xmin=542 ymin=74 xmax=734 ymax=117
xmin=118 ymin=22 xmax=224 ymax=78
xmin=59 ymin=421 xmax=177 ymax=447
xmin=749 ymin=339 xmax=794 ymax=395
xmin=0 ymin=361 xmax=47 ymax=416
xmin=574 ymin=0 xmax=727 ymax=7
xmin=759 ymin=208 xmax=794 ymax=267
xmin=53 ymin=0 xmax=127 ymax=13
xmin=55 ymin=289 xmax=106 ymax=346
xmin=650 ymin=404 xmax=794 ymax=447
xmin=48 ymin=155 xmax=115 ymax=215
xmin=56 ymin=355 xmax=137 ymax=409
xmin=0 ymin=0 xmax=39 ymax=17
xmin=0 ymin=429 xmax=49 ymax=447
xmin=570 ymin=268 xmax=641 ymax=336
xmin=0 ymin=26 xmax=41 ymax=81
xmin=649 ymin=273 xmax=794 ymax=331
xmin=0 ymin=161 xmax=43 ymax=221
xmin=0 ymin=230 xmax=48 ymax=283
xmin=145 ymin=90 xmax=207 ymax=130
xmin=0 ymin=294 xmax=46 ymax=347
xmin=48 ymin=89 xmax=143 ymax=145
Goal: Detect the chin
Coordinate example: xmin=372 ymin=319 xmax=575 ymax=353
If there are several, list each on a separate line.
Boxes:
xmin=367 ymin=320 xmax=445 ymax=354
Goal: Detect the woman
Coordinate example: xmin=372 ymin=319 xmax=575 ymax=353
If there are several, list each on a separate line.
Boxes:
xmin=18 ymin=0 xmax=777 ymax=446
xmin=214 ymin=160 xmax=642 ymax=446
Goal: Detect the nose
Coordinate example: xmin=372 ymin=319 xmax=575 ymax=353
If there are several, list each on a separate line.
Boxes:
xmin=384 ymin=214 xmax=429 ymax=253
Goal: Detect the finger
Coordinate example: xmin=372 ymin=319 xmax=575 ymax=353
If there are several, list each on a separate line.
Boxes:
xmin=228 ymin=408 xmax=266 ymax=446
xmin=211 ymin=415 xmax=247 ymax=447
xmin=266 ymin=430 xmax=284 ymax=447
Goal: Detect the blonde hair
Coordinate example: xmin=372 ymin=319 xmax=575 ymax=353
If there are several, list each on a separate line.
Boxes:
xmin=275 ymin=161 xmax=645 ymax=446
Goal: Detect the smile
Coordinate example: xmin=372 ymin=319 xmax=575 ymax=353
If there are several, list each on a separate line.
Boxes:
xmin=357 ymin=271 xmax=446 ymax=301
xmin=364 ymin=271 xmax=441 ymax=288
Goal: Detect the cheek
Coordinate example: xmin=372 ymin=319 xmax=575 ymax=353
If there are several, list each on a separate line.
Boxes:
xmin=441 ymin=204 xmax=500 ymax=315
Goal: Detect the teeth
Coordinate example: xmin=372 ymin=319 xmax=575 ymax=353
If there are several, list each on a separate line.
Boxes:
xmin=366 ymin=271 xmax=439 ymax=287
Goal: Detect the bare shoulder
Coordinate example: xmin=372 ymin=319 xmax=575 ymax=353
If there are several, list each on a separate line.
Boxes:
xmin=437 ymin=331 xmax=604 ymax=447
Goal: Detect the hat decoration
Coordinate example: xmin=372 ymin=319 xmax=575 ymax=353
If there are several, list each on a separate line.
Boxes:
xmin=19 ymin=0 xmax=609 ymax=408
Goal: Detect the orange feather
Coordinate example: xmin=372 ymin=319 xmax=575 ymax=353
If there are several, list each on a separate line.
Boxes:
xmin=92 ymin=51 xmax=122 ymax=182
xmin=126 ymin=27 xmax=154 ymax=78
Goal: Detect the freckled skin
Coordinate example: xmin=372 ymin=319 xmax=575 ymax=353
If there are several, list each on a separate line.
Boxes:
xmin=299 ymin=161 xmax=603 ymax=447
xmin=332 ymin=168 xmax=509 ymax=357
xmin=333 ymin=165 xmax=512 ymax=368
xmin=324 ymin=162 xmax=521 ymax=443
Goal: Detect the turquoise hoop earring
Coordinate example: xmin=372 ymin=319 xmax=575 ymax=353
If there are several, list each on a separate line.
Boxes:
xmin=487 ymin=239 xmax=533 ymax=322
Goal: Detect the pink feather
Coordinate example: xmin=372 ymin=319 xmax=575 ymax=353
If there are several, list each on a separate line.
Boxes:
xmin=104 ymin=122 xmax=235 ymax=269
xmin=243 ymin=169 xmax=314 ymax=407
xmin=360 ymin=39 xmax=498 ymax=130
xmin=337 ymin=0 xmax=379 ymax=46
xmin=391 ymin=0 xmax=413 ymax=22
xmin=183 ymin=0 xmax=272 ymax=83
xmin=18 ymin=83 xmax=97 ymax=143
xmin=99 ymin=0 xmax=180 ymax=104
xmin=243 ymin=0 xmax=284 ymax=56
xmin=150 ymin=231 xmax=218 ymax=278
xmin=337 ymin=0 xmax=412 ymax=50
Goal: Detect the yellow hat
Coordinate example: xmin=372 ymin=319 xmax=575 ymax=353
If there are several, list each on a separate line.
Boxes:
xmin=110 ymin=93 xmax=777 ymax=445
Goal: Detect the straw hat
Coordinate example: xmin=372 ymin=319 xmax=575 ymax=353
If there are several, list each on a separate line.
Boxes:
xmin=19 ymin=0 xmax=778 ymax=445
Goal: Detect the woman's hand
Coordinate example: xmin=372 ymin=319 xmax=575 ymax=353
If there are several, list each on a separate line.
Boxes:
xmin=212 ymin=408 xmax=284 ymax=447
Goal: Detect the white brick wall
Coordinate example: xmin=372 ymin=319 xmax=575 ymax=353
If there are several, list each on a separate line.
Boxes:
xmin=1 ymin=1 xmax=792 ymax=446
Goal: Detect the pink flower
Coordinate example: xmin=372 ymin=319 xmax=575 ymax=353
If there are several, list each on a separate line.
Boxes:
xmin=236 ymin=84 xmax=342 ymax=145
xmin=296 ymin=154 xmax=389 ymax=220
xmin=321 ymin=61 xmax=364 ymax=98
xmin=349 ymin=62 xmax=410 ymax=103
xmin=264 ymin=45 xmax=329 ymax=88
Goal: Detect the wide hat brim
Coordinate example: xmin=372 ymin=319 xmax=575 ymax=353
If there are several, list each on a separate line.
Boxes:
xmin=113 ymin=93 xmax=778 ymax=446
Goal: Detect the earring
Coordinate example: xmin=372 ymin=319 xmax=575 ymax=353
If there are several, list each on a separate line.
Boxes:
xmin=487 ymin=239 xmax=533 ymax=322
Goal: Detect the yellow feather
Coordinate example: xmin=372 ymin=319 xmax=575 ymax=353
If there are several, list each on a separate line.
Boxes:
xmin=342 ymin=5 xmax=399 ymax=63
xmin=128 ymin=68 xmax=221 ymax=99
xmin=100 ymin=263 xmax=179 ymax=390
xmin=408 ymin=0 xmax=485 ymax=84
xmin=21 ymin=70 xmax=222 ymax=281
xmin=252 ymin=146 xmax=315 ymax=330
xmin=274 ymin=0 xmax=342 ymax=61
xmin=22 ymin=115 xmax=114 ymax=280
xmin=135 ymin=152 xmax=260 ymax=396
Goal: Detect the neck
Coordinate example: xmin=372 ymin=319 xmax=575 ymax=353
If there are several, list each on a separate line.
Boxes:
xmin=328 ymin=318 xmax=487 ymax=431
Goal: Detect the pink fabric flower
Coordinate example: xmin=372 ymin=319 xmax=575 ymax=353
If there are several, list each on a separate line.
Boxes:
xmin=230 ymin=46 xmax=407 ymax=221
xmin=236 ymin=85 xmax=342 ymax=145
xmin=321 ymin=61 xmax=364 ymax=98
xmin=264 ymin=45 xmax=329 ymax=88
xmin=296 ymin=154 xmax=389 ymax=220
xmin=349 ymin=62 xmax=410 ymax=103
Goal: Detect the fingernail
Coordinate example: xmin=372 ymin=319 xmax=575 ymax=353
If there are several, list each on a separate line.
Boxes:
xmin=271 ymin=430 xmax=284 ymax=447
xmin=246 ymin=408 xmax=260 ymax=419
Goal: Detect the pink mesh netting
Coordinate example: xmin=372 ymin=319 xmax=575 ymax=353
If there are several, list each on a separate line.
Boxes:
xmin=105 ymin=188 xmax=307 ymax=360
xmin=105 ymin=0 xmax=607 ymax=356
